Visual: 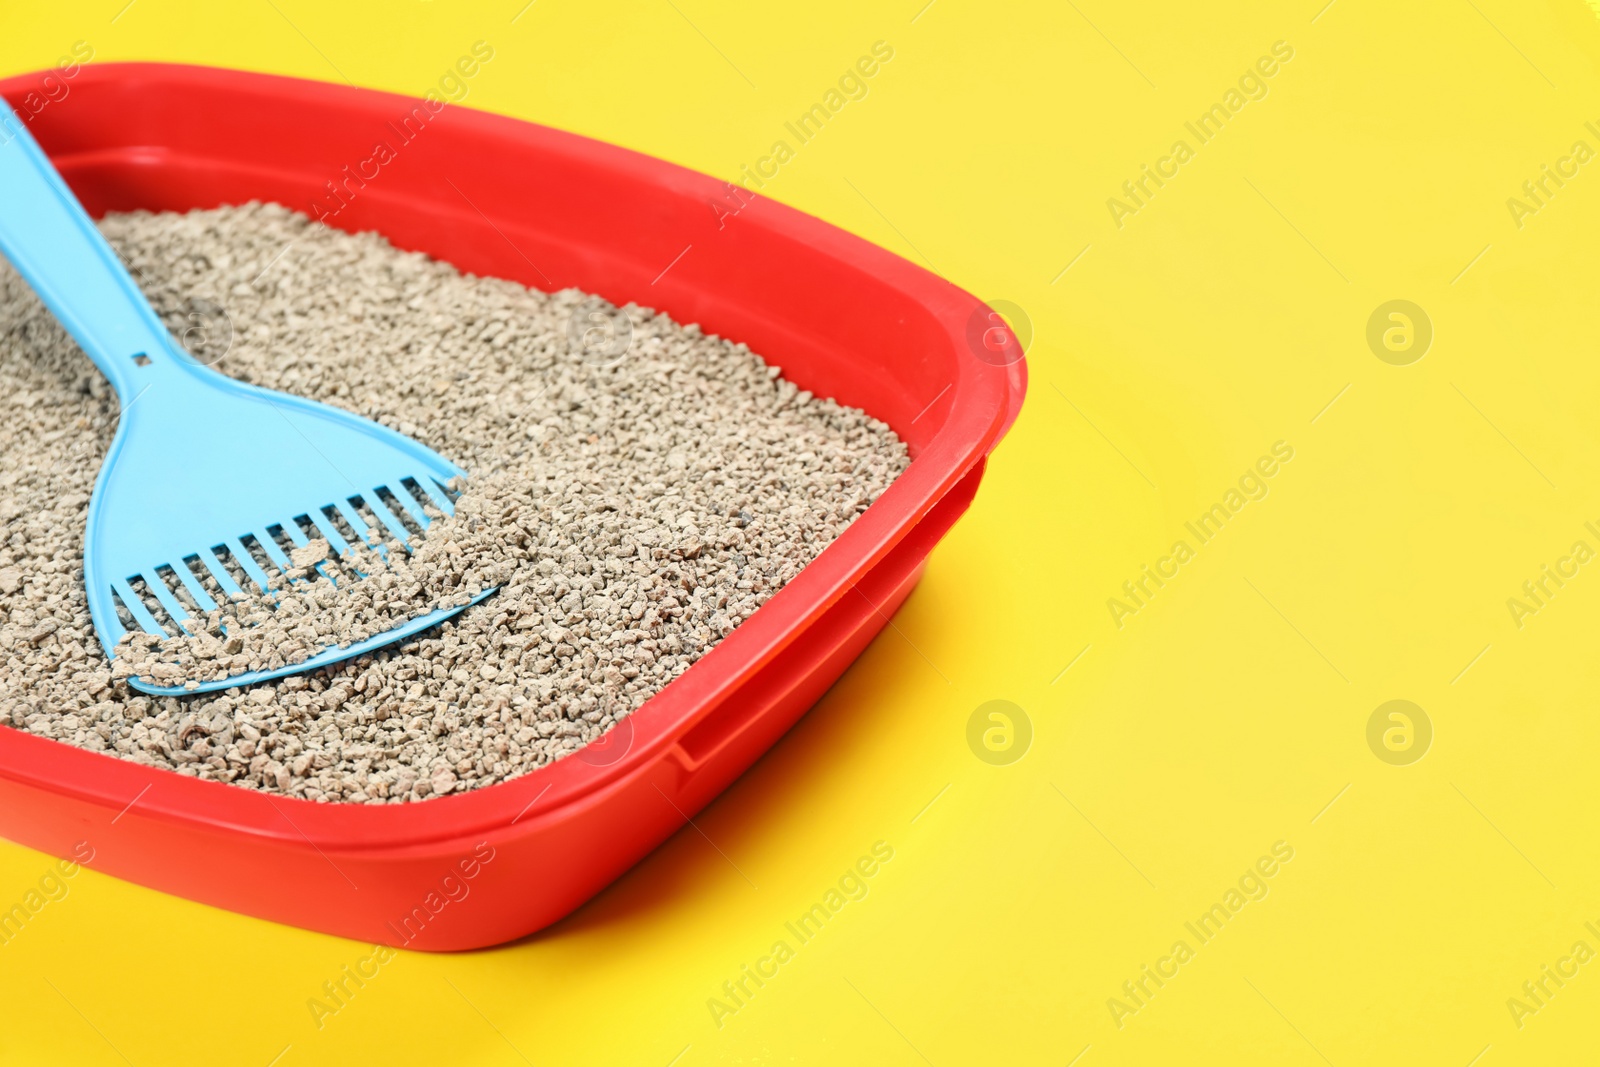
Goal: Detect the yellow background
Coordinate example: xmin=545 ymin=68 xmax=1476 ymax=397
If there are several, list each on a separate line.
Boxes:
xmin=3 ymin=0 xmax=1600 ymax=1062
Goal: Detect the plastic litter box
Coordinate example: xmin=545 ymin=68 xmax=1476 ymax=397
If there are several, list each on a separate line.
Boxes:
xmin=0 ymin=63 xmax=1026 ymax=949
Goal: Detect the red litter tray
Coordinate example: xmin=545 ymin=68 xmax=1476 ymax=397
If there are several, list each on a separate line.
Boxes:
xmin=0 ymin=63 xmax=1026 ymax=949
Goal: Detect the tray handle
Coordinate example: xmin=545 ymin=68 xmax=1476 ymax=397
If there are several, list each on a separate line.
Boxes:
xmin=670 ymin=459 xmax=986 ymax=773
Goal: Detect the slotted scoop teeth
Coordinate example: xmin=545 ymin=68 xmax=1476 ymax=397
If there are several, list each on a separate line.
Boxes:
xmin=0 ymin=111 xmax=498 ymax=695
xmin=85 ymin=369 xmax=499 ymax=695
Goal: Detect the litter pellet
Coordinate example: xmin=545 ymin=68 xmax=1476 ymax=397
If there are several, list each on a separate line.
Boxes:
xmin=0 ymin=203 xmax=908 ymax=803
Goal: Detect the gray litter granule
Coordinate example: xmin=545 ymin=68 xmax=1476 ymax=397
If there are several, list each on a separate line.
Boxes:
xmin=0 ymin=202 xmax=908 ymax=803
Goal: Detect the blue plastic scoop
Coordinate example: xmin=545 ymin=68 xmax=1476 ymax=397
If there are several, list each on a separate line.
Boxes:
xmin=0 ymin=107 xmax=496 ymax=696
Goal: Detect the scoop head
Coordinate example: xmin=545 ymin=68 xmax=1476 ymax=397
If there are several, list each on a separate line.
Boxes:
xmin=85 ymin=340 xmax=495 ymax=695
xmin=0 ymin=108 xmax=493 ymax=696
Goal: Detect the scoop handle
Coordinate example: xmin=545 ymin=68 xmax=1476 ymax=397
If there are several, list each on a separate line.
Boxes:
xmin=0 ymin=102 xmax=179 ymax=402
